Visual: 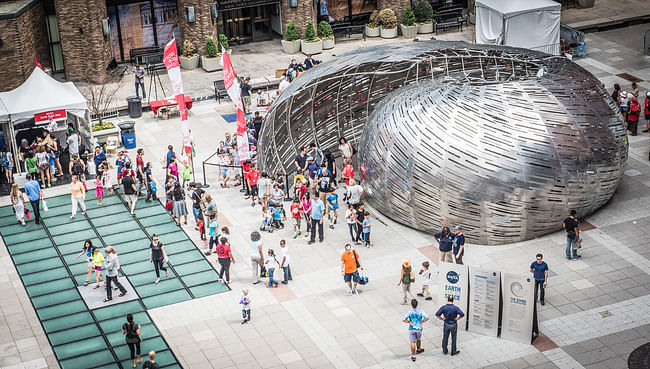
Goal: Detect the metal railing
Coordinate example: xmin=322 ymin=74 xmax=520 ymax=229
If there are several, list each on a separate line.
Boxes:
xmin=529 ymin=43 xmax=561 ymax=56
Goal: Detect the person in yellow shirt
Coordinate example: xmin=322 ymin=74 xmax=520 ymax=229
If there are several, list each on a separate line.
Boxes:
xmin=91 ymin=246 xmax=105 ymax=288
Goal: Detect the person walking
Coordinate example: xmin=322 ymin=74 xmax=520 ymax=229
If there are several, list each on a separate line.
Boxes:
xmin=628 ymin=96 xmax=642 ymax=136
xmin=530 ymin=253 xmax=549 ymax=306
xmin=265 ymin=249 xmax=280 ymax=288
xmin=122 ymin=313 xmax=142 ymax=367
xmin=250 ymin=231 xmax=264 ymax=285
xmin=104 ymin=247 xmax=127 ymax=302
xmin=24 ymin=174 xmax=43 ymax=225
xmin=345 ymin=204 xmax=357 ymax=243
xmin=171 ymin=183 xmax=188 ymax=226
xmin=434 ymin=226 xmax=454 ymax=263
xmin=341 ymin=244 xmax=363 ymax=295
xmin=189 ymin=182 xmax=204 ymax=225
xmin=279 ymin=239 xmax=292 ymax=284
xmin=240 ymin=289 xmax=251 ymax=324
xmin=403 ymin=299 xmax=429 ymax=362
xmin=416 ymin=261 xmax=432 ymax=300
xmin=122 ymin=170 xmax=138 ymax=216
xmin=435 ymin=296 xmax=465 ymax=356
xmin=145 ymin=162 xmax=157 ymax=202
xmin=345 ymin=179 xmax=363 ymax=207
xmin=353 ymin=202 xmax=367 ymax=244
xmin=452 ymin=226 xmax=465 ymax=264
xmin=216 ymin=237 xmax=235 ymax=284
xmin=135 ymin=148 xmax=146 ymax=196
xmin=398 ymin=258 xmax=415 ymax=305
xmin=149 ymin=235 xmax=168 ymax=284
xmin=142 ymin=351 xmax=159 ymax=369
xmin=91 ymin=246 xmax=105 ymax=289
xmin=644 ymin=91 xmax=650 ymax=133
xmin=9 ymin=184 xmax=26 ymax=226
xmin=562 ymin=210 xmax=581 ymax=260
xmin=75 ymin=239 xmax=95 ymax=286
xmin=95 ymin=173 xmax=104 ymax=206
xmin=70 ymin=175 xmax=86 ymax=219
xmin=362 ymin=212 xmax=372 ymax=247
xmin=308 ymin=192 xmax=325 ymax=245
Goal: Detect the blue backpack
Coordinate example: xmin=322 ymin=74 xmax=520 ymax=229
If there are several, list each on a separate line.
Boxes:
xmin=0 ymin=152 xmax=8 ymax=167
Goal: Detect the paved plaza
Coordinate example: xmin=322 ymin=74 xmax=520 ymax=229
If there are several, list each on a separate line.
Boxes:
xmin=1 ymin=19 xmax=650 ymax=369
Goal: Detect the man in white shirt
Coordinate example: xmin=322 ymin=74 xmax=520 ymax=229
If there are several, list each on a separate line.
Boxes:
xmin=278 ymin=74 xmax=290 ymax=94
xmin=279 ymin=239 xmax=292 ymax=284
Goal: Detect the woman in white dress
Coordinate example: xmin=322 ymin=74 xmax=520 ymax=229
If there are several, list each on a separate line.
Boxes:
xmin=10 ymin=183 xmax=26 ymax=226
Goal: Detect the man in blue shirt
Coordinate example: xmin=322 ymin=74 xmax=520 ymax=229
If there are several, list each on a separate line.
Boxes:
xmin=530 ymin=253 xmax=549 ymax=306
xmin=403 ymin=299 xmax=429 ymax=362
xmin=453 ymin=226 xmax=465 ymax=264
xmin=24 ymin=174 xmax=43 ymax=225
xmin=166 ymin=145 xmax=176 ymax=168
xmin=307 ymin=157 xmax=319 ymax=180
xmin=435 ymin=296 xmax=464 ymax=356
xmin=308 ymin=192 xmax=325 ymax=245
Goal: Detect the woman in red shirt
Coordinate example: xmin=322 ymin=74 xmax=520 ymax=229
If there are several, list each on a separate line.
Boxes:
xmin=644 ymin=92 xmax=650 ymax=133
xmin=216 ymin=237 xmax=235 ymax=284
xmin=628 ymin=96 xmax=641 ymax=136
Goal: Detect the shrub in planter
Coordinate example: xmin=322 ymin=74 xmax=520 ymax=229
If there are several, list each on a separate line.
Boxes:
xmin=318 ymin=21 xmax=335 ymax=49
xmin=414 ymin=0 xmax=434 ymax=34
xmin=179 ymin=40 xmax=199 ymax=69
xmin=400 ymin=6 xmax=417 ymax=39
xmin=201 ymin=37 xmax=222 ymax=72
xmin=302 ymin=21 xmax=322 ymax=55
xmin=365 ymin=10 xmax=380 ymax=37
xmin=282 ymin=22 xmax=301 ymax=54
xmin=218 ymin=34 xmax=229 ymax=52
xmin=378 ymin=9 xmax=398 ymax=38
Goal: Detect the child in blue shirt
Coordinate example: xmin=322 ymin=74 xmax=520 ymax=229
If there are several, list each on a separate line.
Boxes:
xmin=362 ymin=213 xmax=372 ymax=247
xmin=205 ymin=216 xmax=219 ymax=256
xmin=327 ymin=192 xmax=339 ymax=229
xmin=272 ymin=205 xmax=286 ymax=230
xmin=48 ymin=151 xmax=57 ymax=182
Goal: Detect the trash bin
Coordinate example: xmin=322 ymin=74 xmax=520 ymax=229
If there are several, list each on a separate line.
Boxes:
xmin=119 ymin=121 xmax=136 ymax=149
xmin=127 ymin=96 xmax=142 ymax=118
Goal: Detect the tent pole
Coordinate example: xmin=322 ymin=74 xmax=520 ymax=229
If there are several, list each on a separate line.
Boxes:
xmin=8 ymin=114 xmax=21 ymax=175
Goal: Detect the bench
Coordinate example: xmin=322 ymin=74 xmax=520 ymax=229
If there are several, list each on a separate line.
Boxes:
xmin=434 ymin=8 xmax=466 ymax=34
xmin=332 ymin=23 xmax=366 ymax=41
xmin=129 ymin=47 xmax=164 ymax=64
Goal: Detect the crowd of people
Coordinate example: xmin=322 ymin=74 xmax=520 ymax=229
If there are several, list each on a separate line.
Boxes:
xmin=610 ymin=82 xmax=650 ymax=136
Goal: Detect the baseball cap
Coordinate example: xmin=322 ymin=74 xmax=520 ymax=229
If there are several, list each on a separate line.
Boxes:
xmin=454 ymin=225 xmax=462 ymax=230
xmin=307 ymin=156 xmax=314 ymax=161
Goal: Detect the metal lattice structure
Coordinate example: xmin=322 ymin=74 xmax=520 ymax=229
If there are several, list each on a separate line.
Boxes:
xmin=258 ymin=41 xmax=627 ymax=245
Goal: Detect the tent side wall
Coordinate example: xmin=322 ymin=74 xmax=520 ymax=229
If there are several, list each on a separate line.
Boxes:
xmin=475 ymin=5 xmax=504 ymax=45
xmin=504 ymin=10 xmax=561 ymax=55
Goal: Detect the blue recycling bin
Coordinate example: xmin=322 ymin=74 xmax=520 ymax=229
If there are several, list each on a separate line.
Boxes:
xmin=118 ymin=122 xmax=136 ymax=149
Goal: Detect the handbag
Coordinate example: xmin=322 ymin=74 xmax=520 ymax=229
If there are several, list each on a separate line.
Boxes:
xmin=165 ymin=200 xmax=173 ymax=211
xmin=260 ymin=265 xmax=267 ymax=278
xmin=42 ymin=199 xmax=48 ymax=212
xmin=149 ymin=181 xmax=157 ymax=193
xmin=25 ymin=208 xmax=31 ymax=219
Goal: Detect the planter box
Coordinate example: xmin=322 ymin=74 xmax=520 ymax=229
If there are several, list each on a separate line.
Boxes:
xmin=179 ymin=54 xmax=199 ymax=70
xmin=91 ymin=125 xmax=120 ymax=147
xmin=400 ymin=24 xmax=418 ymax=39
xmin=201 ymin=55 xmax=222 ymax=72
xmin=322 ymin=37 xmax=335 ymax=50
xmin=380 ymin=26 xmax=398 ymax=39
xmin=468 ymin=13 xmax=476 ymax=24
xmin=365 ymin=25 xmax=380 ymax=37
xmin=281 ymin=39 xmax=301 ymax=54
xmin=301 ymin=39 xmax=323 ymax=55
xmin=417 ymin=22 xmax=434 ymax=34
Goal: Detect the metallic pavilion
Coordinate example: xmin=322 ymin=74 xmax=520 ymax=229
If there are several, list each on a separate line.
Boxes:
xmin=257 ymin=41 xmax=628 ymax=245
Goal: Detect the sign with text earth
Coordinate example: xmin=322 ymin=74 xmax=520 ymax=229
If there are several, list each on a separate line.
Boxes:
xmin=501 ymin=272 xmax=535 ymax=344
xmin=437 ymin=262 xmax=468 ymax=316
xmin=468 ymin=267 xmax=500 ymax=337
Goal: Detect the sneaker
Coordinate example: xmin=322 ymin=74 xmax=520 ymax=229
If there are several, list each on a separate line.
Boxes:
xmin=205 ymin=251 xmax=212 ymax=256
xmin=251 ymin=203 xmax=255 ymax=207
xmin=417 ymin=293 xmax=424 ymax=297
xmin=297 ymin=231 xmax=301 ymax=236
xmin=334 ymin=218 xmax=337 ymax=224
xmin=47 ymin=184 xmax=51 ymax=188
xmin=348 ymin=290 xmax=354 ymax=295
xmin=541 ymin=300 xmax=545 ymax=306
xmin=329 ymin=224 xmax=334 ymax=229
xmin=241 ymin=320 xmax=248 ymax=324
xmin=425 ymin=297 xmax=432 ymax=301
xmin=353 ymin=288 xmax=359 ymax=295
xmin=308 ymin=241 xmax=315 ymax=245
xmin=293 ymin=233 xmax=297 ymax=239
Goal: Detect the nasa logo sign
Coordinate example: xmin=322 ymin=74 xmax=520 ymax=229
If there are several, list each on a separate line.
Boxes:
xmin=446 ymin=271 xmax=459 ymax=284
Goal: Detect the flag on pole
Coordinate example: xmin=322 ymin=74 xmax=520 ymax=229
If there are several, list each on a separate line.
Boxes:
xmin=163 ymin=39 xmax=191 ymax=153
xmin=35 ymin=59 xmax=43 ymax=70
xmin=221 ymin=48 xmax=250 ymax=162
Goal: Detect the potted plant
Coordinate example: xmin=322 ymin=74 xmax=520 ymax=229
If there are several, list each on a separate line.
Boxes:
xmin=179 ymin=40 xmax=199 ymax=69
xmin=218 ymin=34 xmax=232 ymax=54
xmin=379 ymin=9 xmax=398 ymax=39
xmin=365 ymin=10 xmax=380 ymax=37
xmin=400 ymin=6 xmax=417 ymax=39
xmin=414 ymin=0 xmax=434 ymax=34
xmin=281 ymin=22 xmax=301 ymax=54
xmin=201 ymin=37 xmax=222 ymax=72
xmin=318 ymin=21 xmax=335 ymax=50
xmin=301 ymin=21 xmax=323 ymax=55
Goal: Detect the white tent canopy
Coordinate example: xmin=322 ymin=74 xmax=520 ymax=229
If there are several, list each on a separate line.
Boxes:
xmin=475 ymin=0 xmax=561 ymax=54
xmin=0 ymin=67 xmax=87 ymax=122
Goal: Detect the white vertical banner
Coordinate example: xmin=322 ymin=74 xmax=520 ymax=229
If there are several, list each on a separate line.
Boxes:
xmin=436 ymin=262 xmax=469 ymax=319
xmin=501 ymin=273 xmax=535 ymax=344
xmin=468 ymin=267 xmax=501 ymax=337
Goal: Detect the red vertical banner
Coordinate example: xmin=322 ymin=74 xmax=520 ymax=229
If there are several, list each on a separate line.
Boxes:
xmin=163 ymin=39 xmax=190 ymax=153
xmin=222 ymin=49 xmax=249 ymax=161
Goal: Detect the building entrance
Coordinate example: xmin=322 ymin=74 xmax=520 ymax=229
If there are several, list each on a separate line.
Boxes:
xmin=218 ymin=1 xmax=281 ymax=45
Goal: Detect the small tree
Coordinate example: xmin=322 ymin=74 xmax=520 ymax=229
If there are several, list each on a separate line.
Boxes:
xmin=218 ymin=34 xmax=229 ymax=51
xmin=182 ymin=40 xmax=196 ymax=57
xmin=414 ymin=0 xmax=434 ymax=23
xmin=318 ymin=21 xmax=333 ymax=39
xmin=378 ymin=9 xmax=397 ymax=29
xmin=81 ymin=74 xmax=123 ymax=125
xmin=368 ymin=10 xmax=380 ymax=28
xmin=304 ymin=21 xmax=319 ymax=42
xmin=285 ymin=22 xmax=300 ymax=41
xmin=205 ymin=38 xmax=218 ymax=57
xmin=402 ymin=6 xmax=415 ymax=26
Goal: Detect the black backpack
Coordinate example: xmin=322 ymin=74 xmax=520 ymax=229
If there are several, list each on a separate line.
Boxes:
xmin=72 ymin=161 xmax=83 ymax=175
